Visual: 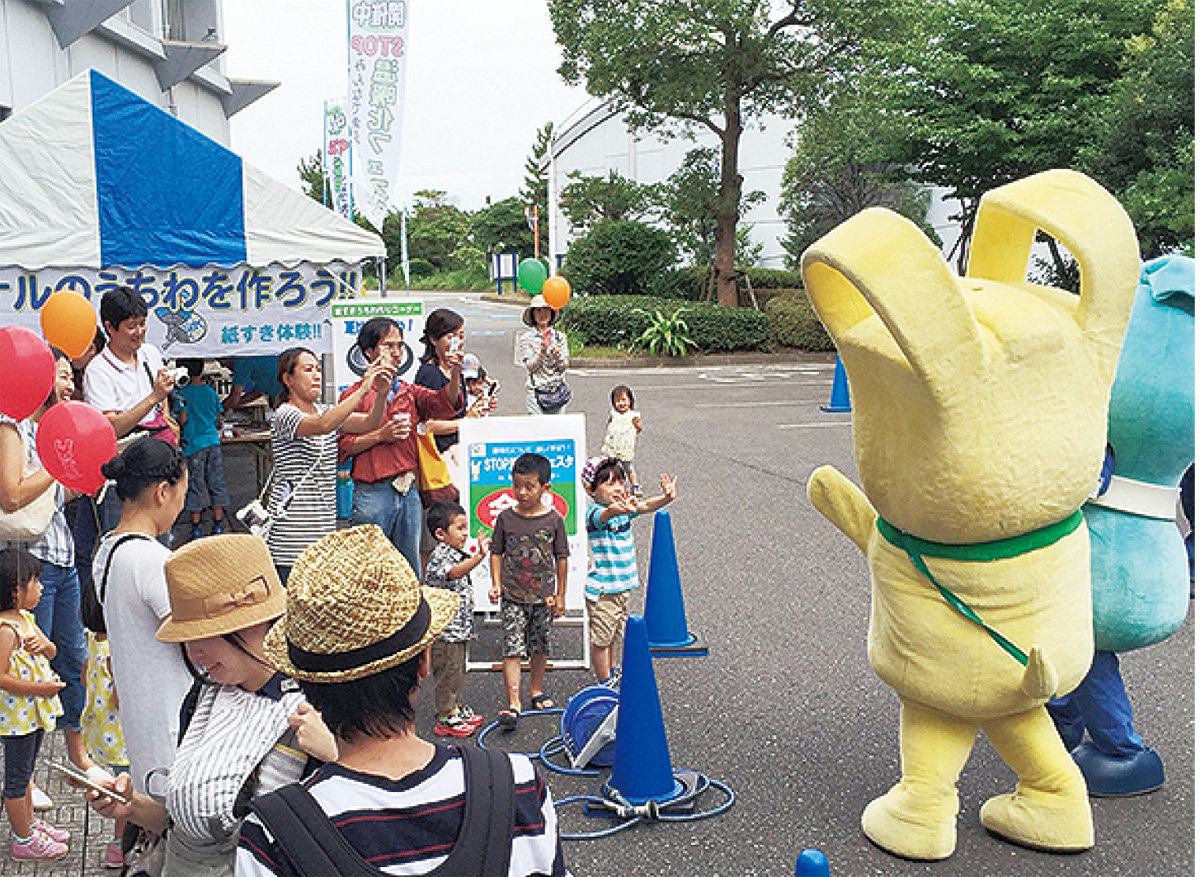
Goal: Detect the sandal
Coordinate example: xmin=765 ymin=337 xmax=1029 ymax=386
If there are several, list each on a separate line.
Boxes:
xmin=529 ymin=693 xmax=555 ymax=711
xmin=497 ymin=708 xmax=519 ymax=731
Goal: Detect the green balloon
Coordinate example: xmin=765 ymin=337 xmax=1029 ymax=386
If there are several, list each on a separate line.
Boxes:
xmin=517 ymin=258 xmax=549 ymax=293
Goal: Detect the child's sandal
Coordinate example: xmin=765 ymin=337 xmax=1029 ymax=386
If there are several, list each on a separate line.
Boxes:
xmin=529 ymin=693 xmax=555 ymax=711
xmin=497 ymin=708 xmax=519 ymax=731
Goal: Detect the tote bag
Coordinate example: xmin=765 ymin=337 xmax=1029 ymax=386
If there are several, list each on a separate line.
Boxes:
xmin=0 ymin=423 xmax=56 ymax=543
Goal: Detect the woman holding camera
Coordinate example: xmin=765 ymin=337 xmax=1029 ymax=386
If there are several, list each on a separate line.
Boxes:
xmin=264 ymin=348 xmax=393 ymax=585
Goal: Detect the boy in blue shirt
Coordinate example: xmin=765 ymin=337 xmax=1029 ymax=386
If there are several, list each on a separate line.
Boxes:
xmin=173 ymin=359 xmax=230 ymax=540
xmin=581 ymin=455 xmax=677 ymax=682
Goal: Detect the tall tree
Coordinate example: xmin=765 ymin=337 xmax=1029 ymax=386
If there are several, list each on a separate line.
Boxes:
xmin=519 ymin=122 xmax=554 ymax=256
xmin=472 ymin=196 xmax=537 ymax=258
xmin=297 ymin=151 xmax=328 ymax=204
xmin=864 ymin=0 xmax=1159 ymax=269
xmin=658 ymin=147 xmax=764 ymax=268
xmin=1081 ymin=0 xmax=1194 ymax=256
xmin=558 ymin=170 xmax=659 ymax=233
xmin=550 ymin=0 xmax=884 ymax=306
xmin=779 ymin=93 xmax=936 ymax=268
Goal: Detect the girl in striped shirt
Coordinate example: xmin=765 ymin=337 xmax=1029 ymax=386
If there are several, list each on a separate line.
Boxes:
xmin=581 ymin=456 xmax=677 ymax=683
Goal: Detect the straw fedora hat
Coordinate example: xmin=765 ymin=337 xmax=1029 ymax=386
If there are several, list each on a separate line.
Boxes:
xmin=157 ymin=534 xmax=286 ymax=643
xmin=522 ymin=294 xmax=560 ymax=327
xmin=264 ymin=525 xmax=459 ymax=683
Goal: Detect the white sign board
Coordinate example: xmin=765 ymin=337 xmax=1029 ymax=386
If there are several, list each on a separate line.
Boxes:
xmin=330 ymin=299 xmax=424 ymax=397
xmin=457 ymin=414 xmax=588 ymax=615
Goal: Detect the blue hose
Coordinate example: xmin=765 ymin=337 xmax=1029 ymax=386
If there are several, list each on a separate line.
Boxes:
xmin=553 ymin=777 xmax=737 ymax=840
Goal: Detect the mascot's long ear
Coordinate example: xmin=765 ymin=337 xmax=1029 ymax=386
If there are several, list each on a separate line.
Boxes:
xmin=967 ymin=169 xmax=1140 ymax=381
xmin=801 ymin=208 xmax=984 ymax=388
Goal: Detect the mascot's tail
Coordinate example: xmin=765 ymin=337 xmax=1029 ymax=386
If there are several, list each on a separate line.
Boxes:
xmin=808 ymin=466 xmax=876 ymax=554
xmin=1022 ymin=645 xmax=1059 ymax=701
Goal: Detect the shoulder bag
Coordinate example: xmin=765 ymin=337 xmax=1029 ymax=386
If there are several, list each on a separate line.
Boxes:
xmin=0 ymin=423 xmax=57 ymax=543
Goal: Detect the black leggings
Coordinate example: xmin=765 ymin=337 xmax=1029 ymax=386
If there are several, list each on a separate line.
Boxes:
xmin=2 ymin=729 xmax=44 ymax=799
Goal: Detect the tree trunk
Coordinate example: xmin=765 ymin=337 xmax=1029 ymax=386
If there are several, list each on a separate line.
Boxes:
xmin=714 ymin=105 xmax=743 ymax=308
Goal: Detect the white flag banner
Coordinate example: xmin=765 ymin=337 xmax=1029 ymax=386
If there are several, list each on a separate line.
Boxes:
xmin=323 ymin=97 xmax=354 ymax=221
xmin=347 ymin=0 xmax=409 ymax=231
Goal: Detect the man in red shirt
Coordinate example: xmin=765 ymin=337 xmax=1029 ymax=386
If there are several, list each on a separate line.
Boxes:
xmin=338 ymin=318 xmax=462 ymax=574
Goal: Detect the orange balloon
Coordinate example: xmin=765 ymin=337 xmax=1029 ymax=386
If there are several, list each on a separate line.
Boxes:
xmin=40 ymin=291 xmax=98 ymax=359
xmin=542 ymin=275 xmax=572 ymax=310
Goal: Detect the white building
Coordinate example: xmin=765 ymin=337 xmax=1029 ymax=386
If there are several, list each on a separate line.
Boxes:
xmin=547 ymin=98 xmax=964 ymax=272
xmin=0 ymin=0 xmax=276 ymax=140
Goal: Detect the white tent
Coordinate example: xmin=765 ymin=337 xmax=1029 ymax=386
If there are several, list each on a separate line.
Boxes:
xmin=0 ymin=69 xmax=384 ymax=356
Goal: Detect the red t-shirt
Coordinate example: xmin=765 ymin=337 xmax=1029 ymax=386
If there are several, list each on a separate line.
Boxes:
xmin=337 ymin=380 xmax=459 ymax=484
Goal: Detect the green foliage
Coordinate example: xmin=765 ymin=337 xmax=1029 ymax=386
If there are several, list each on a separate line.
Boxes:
xmin=764 ymin=291 xmax=835 ymax=351
xmin=632 ymin=308 xmax=697 ymax=357
xmin=653 ymin=266 xmax=806 ymax=300
xmin=559 ymin=170 xmax=658 ymax=233
xmin=1080 ymin=0 xmax=1194 ymax=256
xmin=519 ymin=123 xmax=553 ymax=256
xmin=560 ymin=295 xmax=770 ymax=353
xmin=780 ymin=90 xmax=939 ymax=269
xmin=549 ymin=0 xmax=890 ymax=305
xmin=863 ymin=0 xmax=1160 ymax=266
xmin=297 ymin=152 xmax=327 ymax=204
xmin=387 ymin=190 xmax=472 ymax=273
xmin=657 ymin=148 xmax=765 ymax=266
xmin=562 ymin=221 xmax=677 ymax=296
xmin=472 ymin=197 xmax=535 ymax=257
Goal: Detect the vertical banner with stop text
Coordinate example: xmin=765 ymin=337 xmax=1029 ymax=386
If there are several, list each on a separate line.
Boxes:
xmin=323 ymin=97 xmax=353 ymax=221
xmin=347 ymin=0 xmax=409 ymax=231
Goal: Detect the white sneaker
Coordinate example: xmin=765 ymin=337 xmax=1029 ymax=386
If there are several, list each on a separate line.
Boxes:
xmin=31 ymin=786 xmax=53 ymax=812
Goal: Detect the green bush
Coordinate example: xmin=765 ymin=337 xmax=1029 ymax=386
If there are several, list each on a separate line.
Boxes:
xmin=562 ymin=221 xmax=677 ymax=296
xmin=764 ymin=290 xmax=835 ymax=351
xmin=560 ymin=295 xmax=770 ymax=353
xmin=652 ymin=265 xmax=809 ymax=300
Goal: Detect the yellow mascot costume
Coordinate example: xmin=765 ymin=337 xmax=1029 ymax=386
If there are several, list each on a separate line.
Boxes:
xmin=802 ymin=170 xmax=1138 ymax=860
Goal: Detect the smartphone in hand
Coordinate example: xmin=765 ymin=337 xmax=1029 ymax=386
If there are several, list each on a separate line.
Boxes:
xmin=49 ymin=762 xmax=130 ymax=804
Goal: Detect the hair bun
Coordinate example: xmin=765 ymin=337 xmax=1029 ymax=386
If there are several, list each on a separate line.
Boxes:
xmin=99 ymin=455 xmax=124 ymax=480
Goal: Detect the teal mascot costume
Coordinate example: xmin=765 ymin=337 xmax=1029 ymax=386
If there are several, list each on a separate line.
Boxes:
xmin=1049 ymin=255 xmax=1195 ymax=795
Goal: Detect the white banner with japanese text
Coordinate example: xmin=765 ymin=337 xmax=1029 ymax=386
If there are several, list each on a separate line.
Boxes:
xmin=347 ymin=0 xmax=409 ymax=231
xmin=0 ymin=263 xmax=363 ymax=358
xmin=323 ymin=97 xmax=354 ymax=221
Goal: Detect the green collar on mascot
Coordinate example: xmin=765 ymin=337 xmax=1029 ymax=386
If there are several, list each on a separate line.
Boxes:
xmin=876 ymin=511 xmax=1084 ymax=667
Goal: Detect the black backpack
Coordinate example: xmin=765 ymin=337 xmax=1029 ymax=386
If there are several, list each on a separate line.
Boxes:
xmin=251 ymin=745 xmax=515 ymax=876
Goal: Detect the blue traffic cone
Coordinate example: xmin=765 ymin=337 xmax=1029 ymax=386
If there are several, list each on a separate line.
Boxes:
xmin=644 ymin=510 xmax=707 ymax=657
xmin=822 ymin=355 xmax=851 ymax=413
xmin=606 ymin=615 xmax=681 ymax=806
xmin=795 ymin=848 xmax=830 ymax=876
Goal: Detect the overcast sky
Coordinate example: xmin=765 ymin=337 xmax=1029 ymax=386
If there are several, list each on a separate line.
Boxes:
xmin=221 ymin=1 xmax=591 ymax=211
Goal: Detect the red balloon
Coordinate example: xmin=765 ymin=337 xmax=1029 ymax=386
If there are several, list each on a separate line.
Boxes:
xmin=0 ymin=326 xmax=55 ymax=421
xmin=36 ymin=401 xmax=117 ymax=495
xmin=40 ymin=291 xmax=99 ymax=359
xmin=542 ymin=275 xmax=572 ymax=310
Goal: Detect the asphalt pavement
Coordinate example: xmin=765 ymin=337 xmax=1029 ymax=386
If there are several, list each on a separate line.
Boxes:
xmin=436 ymin=291 xmax=1194 ymax=877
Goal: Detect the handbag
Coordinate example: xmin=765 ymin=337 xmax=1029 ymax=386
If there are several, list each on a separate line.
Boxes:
xmin=0 ymin=423 xmax=57 ymax=543
xmin=416 ymin=429 xmax=459 ymax=508
xmin=534 ymin=381 xmax=571 ymax=412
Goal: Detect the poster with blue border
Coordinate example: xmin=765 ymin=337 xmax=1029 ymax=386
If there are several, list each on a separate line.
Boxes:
xmin=458 ymin=414 xmax=588 ymax=614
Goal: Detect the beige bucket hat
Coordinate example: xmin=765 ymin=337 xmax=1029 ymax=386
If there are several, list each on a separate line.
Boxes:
xmin=157 ymin=534 xmax=286 ymax=643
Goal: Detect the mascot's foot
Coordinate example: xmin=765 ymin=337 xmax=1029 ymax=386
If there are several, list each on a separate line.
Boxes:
xmin=1073 ymin=741 xmax=1164 ymax=797
xmin=862 ymin=786 xmax=957 ymax=861
xmin=979 ymin=787 xmax=1093 ymax=853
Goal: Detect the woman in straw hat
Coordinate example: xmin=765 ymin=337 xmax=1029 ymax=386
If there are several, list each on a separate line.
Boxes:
xmin=88 ymin=534 xmax=336 ymax=877
xmin=236 ymin=524 xmax=566 ymax=876
xmin=517 ymin=294 xmax=570 ymax=414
